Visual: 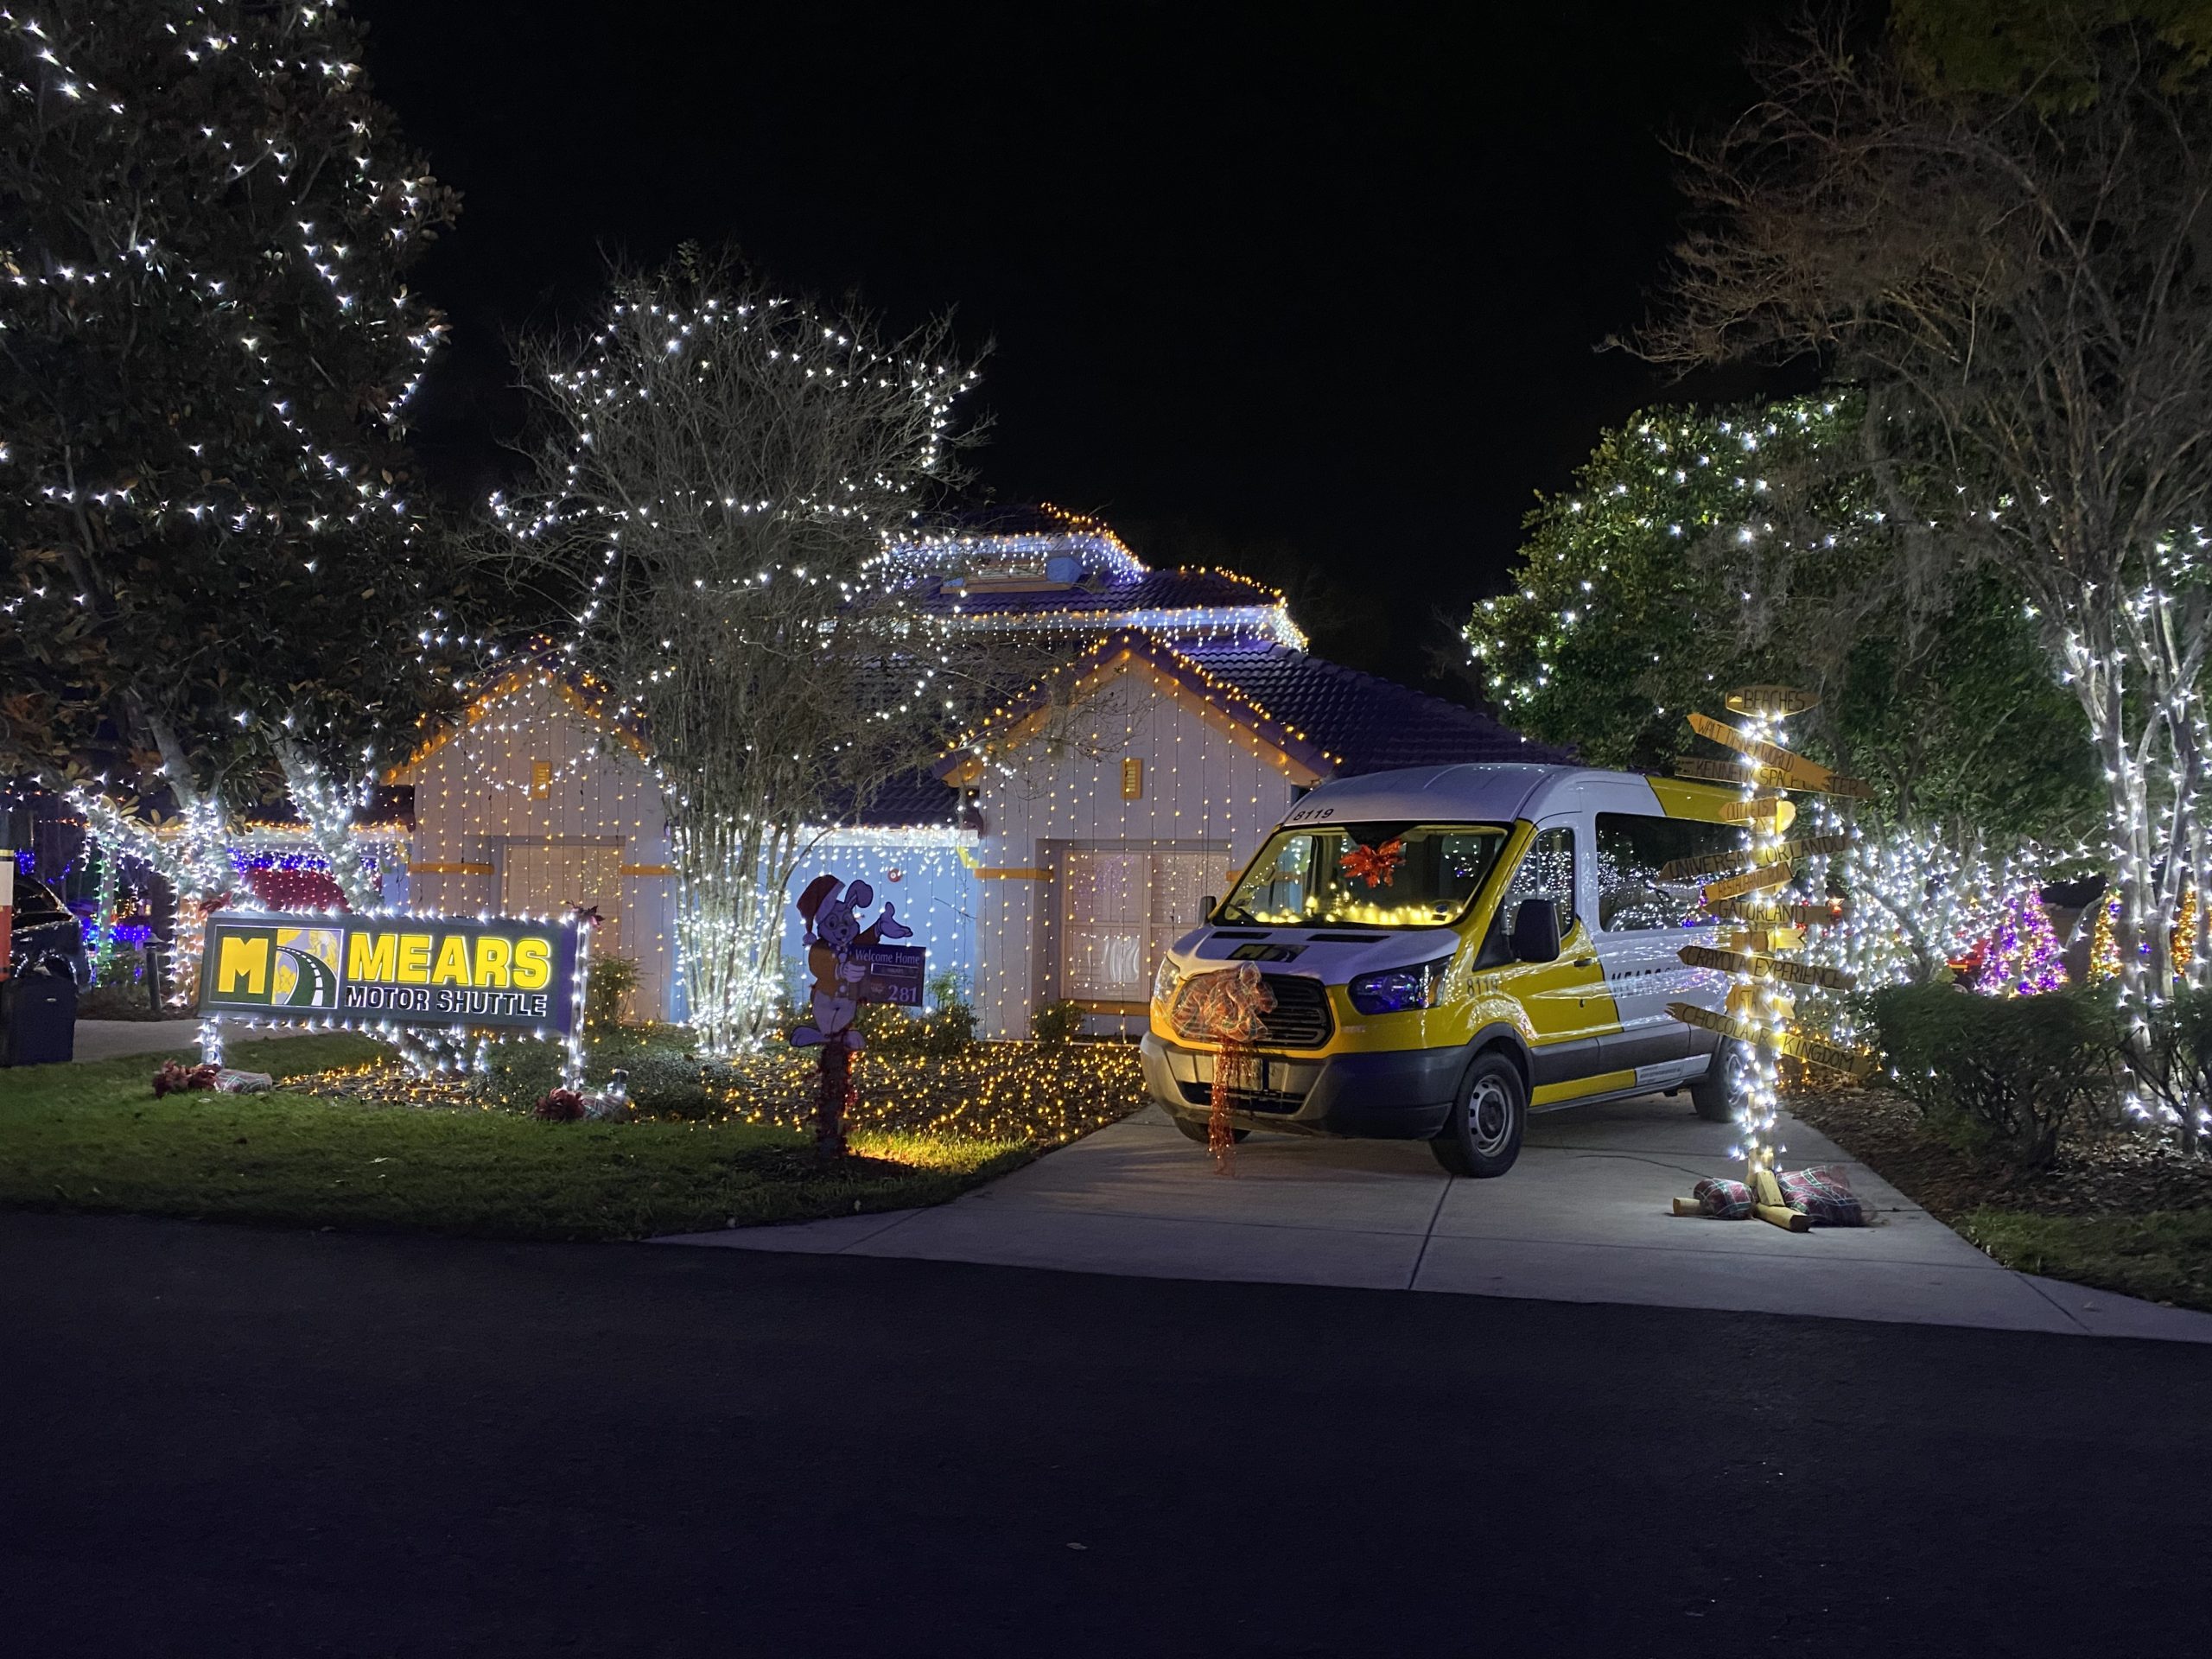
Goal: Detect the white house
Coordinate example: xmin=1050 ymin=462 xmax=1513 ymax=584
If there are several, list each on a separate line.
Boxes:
xmin=386 ymin=667 xmax=683 ymax=1023
xmin=384 ymin=508 xmax=1563 ymax=1036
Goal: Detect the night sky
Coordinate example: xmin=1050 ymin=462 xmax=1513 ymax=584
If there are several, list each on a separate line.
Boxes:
xmin=354 ymin=1 xmax=1788 ymax=686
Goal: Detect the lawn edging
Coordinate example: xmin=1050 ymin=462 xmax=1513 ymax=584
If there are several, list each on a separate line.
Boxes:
xmin=0 ymin=1036 xmax=1043 ymax=1243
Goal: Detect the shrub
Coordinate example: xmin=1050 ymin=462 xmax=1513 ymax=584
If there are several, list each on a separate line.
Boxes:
xmin=585 ymin=956 xmax=639 ymax=1030
xmin=1031 ymin=999 xmax=1084 ymax=1044
xmin=853 ymin=975 xmax=980 ymax=1059
xmin=617 ymin=1046 xmax=714 ymax=1118
xmin=921 ymin=972 xmax=979 ymax=1057
xmin=854 ymin=1001 xmax=918 ymax=1048
xmin=1868 ymin=983 xmax=2118 ymax=1167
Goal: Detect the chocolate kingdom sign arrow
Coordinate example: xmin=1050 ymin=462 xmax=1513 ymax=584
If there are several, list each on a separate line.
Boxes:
xmin=1666 ymin=1001 xmax=1874 ymax=1079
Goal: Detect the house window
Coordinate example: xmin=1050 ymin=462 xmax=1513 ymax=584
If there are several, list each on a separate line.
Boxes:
xmin=1061 ymin=848 xmax=1219 ymax=1003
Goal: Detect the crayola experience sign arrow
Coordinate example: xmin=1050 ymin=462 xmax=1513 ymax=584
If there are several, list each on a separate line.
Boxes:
xmin=197 ymin=912 xmax=583 ymax=1033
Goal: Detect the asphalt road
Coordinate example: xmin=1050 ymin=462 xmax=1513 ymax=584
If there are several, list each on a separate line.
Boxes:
xmin=5 ymin=1210 xmax=2209 ymax=1657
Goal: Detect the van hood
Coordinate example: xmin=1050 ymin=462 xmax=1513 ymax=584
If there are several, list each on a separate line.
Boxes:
xmin=1161 ymin=923 xmax=1464 ymax=987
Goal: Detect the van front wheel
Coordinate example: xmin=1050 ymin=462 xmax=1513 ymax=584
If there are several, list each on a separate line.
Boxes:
xmin=1431 ymin=1052 xmax=1525 ymax=1178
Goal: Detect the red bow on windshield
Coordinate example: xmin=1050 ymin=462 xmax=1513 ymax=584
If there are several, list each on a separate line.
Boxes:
xmin=1338 ymin=837 xmax=1405 ymax=889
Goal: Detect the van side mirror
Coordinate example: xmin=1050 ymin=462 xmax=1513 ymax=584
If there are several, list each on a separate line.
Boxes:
xmin=1510 ymin=899 xmax=1562 ymax=963
xmin=1199 ymin=894 xmax=1217 ymax=925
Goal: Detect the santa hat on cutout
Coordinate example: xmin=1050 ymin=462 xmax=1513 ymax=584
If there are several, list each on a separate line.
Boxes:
xmin=795 ymin=874 xmax=842 ymax=933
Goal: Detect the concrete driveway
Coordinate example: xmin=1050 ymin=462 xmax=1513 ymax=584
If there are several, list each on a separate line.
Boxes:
xmin=662 ymin=1094 xmax=2212 ymax=1343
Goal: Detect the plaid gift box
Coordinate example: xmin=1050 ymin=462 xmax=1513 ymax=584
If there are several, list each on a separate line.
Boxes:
xmin=1778 ymin=1164 xmax=1872 ymax=1226
xmin=1692 ymin=1176 xmax=1755 ymax=1219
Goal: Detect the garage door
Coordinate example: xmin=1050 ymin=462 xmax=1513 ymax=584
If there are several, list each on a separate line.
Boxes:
xmin=1062 ymin=848 xmax=1220 ymax=1004
xmin=502 ymin=842 xmax=623 ymax=957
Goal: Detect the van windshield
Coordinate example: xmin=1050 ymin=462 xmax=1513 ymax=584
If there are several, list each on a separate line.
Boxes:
xmin=1217 ymin=823 xmax=1511 ymax=930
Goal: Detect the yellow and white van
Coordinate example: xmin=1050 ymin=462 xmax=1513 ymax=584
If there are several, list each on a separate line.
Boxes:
xmin=1141 ymin=764 xmax=1750 ymax=1176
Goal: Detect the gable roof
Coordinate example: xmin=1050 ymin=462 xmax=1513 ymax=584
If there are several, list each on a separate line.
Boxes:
xmin=1180 ymin=642 xmax=1569 ymax=776
xmin=386 ymin=628 xmax=1565 ymax=831
xmin=383 ymin=652 xmax=645 ymax=784
xmin=938 ymin=628 xmax=1339 ymax=790
xmin=931 ymin=627 xmax=1564 ymax=801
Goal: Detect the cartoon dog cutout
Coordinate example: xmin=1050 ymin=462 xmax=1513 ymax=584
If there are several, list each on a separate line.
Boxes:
xmin=788 ymin=874 xmax=913 ymax=1050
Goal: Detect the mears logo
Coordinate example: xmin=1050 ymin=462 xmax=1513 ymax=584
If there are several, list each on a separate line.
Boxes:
xmin=210 ymin=925 xmax=342 ymax=1009
xmin=200 ymin=912 xmax=581 ymax=1034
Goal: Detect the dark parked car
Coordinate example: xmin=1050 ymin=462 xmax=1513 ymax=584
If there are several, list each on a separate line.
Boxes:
xmin=8 ymin=874 xmax=92 ymax=985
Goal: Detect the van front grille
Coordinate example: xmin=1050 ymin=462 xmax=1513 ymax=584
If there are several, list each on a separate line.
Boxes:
xmin=1171 ymin=971 xmax=1334 ymax=1051
xmin=1256 ymin=974 xmax=1333 ymax=1047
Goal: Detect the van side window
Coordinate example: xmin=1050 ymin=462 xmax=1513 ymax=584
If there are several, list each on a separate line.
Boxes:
xmin=1596 ymin=813 xmax=1743 ymax=931
xmin=1503 ymin=826 xmax=1576 ymax=931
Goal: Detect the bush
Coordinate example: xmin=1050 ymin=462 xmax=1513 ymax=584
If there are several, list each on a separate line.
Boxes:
xmin=1868 ymin=983 xmax=2118 ymax=1167
xmin=854 ymin=1001 xmax=918 ymax=1048
xmin=921 ymin=972 xmax=978 ymax=1057
xmin=616 ymin=1046 xmax=715 ymax=1118
xmin=854 ymin=974 xmax=980 ymax=1060
xmin=1031 ymin=1000 xmax=1084 ymax=1044
xmin=585 ymin=957 xmax=639 ymax=1030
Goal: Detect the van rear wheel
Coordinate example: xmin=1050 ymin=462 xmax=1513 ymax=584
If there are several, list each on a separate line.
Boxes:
xmin=1431 ymin=1052 xmax=1524 ymax=1178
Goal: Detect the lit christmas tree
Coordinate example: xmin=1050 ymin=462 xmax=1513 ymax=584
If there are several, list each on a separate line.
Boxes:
xmin=1977 ymin=882 xmax=2067 ymax=996
xmin=2088 ymin=896 xmax=2123 ymax=984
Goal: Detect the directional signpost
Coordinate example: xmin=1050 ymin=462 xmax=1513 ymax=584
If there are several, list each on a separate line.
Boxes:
xmin=1665 ymin=687 xmax=1874 ymax=1232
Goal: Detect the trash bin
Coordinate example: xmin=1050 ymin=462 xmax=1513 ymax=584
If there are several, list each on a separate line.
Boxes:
xmin=3 ymin=968 xmax=78 ymax=1065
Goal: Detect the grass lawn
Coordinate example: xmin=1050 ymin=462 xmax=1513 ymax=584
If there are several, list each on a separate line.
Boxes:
xmin=1958 ymin=1208 xmax=2212 ymax=1313
xmin=0 ymin=1034 xmax=1039 ymax=1242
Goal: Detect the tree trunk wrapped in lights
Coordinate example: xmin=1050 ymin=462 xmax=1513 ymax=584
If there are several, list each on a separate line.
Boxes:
xmin=488 ymin=251 xmax=985 ymax=1053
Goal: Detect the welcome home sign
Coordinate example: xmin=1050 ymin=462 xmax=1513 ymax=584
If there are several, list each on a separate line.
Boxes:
xmin=197 ymin=912 xmax=585 ymax=1034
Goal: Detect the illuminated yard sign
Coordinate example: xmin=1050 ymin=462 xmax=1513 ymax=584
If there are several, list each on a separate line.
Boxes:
xmin=197 ymin=912 xmax=585 ymax=1034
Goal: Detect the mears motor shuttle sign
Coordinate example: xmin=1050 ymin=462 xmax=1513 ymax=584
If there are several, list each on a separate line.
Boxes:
xmin=198 ymin=912 xmax=584 ymax=1033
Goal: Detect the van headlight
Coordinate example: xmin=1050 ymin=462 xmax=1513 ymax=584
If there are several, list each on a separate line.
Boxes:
xmin=1153 ymin=956 xmax=1184 ymax=1008
xmin=1347 ymin=957 xmax=1452 ymax=1014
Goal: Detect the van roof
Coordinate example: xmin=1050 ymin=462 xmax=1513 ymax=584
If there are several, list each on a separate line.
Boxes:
xmin=1285 ymin=763 xmax=1736 ymax=825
